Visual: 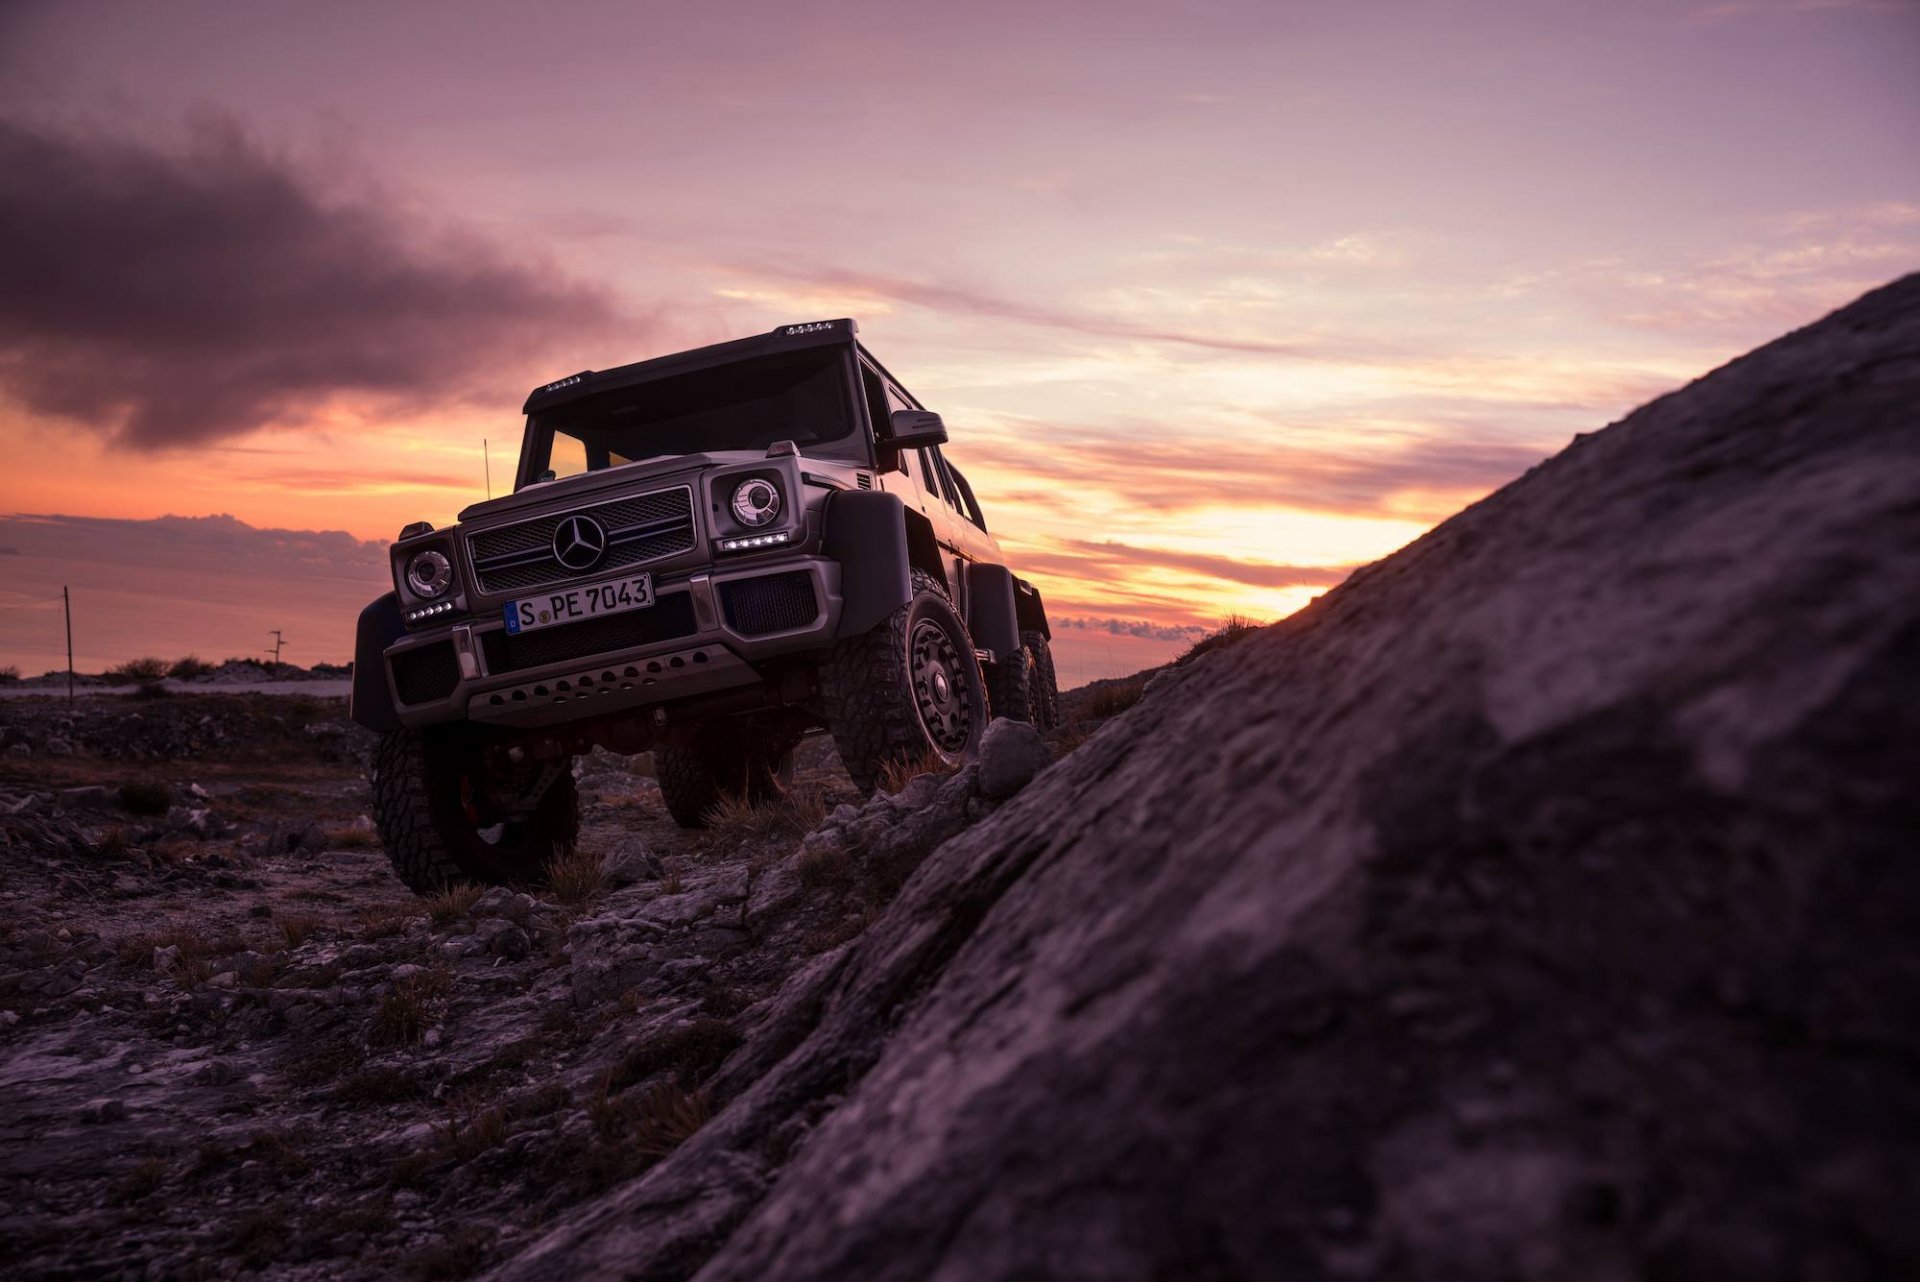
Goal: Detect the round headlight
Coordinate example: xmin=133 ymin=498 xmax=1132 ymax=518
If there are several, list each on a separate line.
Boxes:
xmin=406 ymin=550 xmax=453 ymax=598
xmin=731 ymin=478 xmax=782 ymax=528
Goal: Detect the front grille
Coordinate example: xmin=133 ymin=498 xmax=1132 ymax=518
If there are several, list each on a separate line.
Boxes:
xmin=392 ymin=642 xmax=460 ymax=705
xmin=467 ymin=488 xmax=696 ymax=595
xmin=479 ymin=592 xmax=698 ymax=673
xmin=720 ymin=572 xmax=819 ymax=637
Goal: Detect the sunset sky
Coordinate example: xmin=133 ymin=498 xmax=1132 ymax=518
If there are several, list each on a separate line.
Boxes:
xmin=2 ymin=0 xmax=1915 ymax=681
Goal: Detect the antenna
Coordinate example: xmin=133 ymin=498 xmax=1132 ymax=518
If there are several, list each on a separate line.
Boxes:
xmin=485 ymin=439 xmax=492 ymax=500
xmin=269 ymin=629 xmax=287 ymax=670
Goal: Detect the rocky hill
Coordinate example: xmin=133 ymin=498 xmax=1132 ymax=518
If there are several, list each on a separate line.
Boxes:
xmin=495 ymin=275 xmax=1920 ymax=1280
xmin=1 ymin=274 xmax=1914 ymax=1281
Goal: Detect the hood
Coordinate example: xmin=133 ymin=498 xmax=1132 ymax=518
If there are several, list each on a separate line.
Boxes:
xmin=454 ymin=450 xmax=772 ymax=525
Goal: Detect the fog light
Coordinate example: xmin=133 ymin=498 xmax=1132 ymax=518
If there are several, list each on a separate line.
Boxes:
xmin=718 ymin=530 xmax=793 ymax=552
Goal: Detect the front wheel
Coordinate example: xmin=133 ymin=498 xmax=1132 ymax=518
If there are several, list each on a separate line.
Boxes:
xmin=370 ymin=728 xmax=578 ymax=894
xmin=823 ymin=570 xmax=989 ymax=794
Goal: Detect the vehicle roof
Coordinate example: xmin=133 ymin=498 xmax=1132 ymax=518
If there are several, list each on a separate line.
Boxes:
xmin=521 ymin=319 xmax=861 ymax=416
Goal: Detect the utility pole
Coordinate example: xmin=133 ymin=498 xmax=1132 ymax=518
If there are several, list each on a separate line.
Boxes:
xmin=63 ymin=585 xmax=73 ymax=704
xmin=484 ymin=439 xmax=492 ymax=500
xmin=269 ymin=630 xmax=286 ymax=671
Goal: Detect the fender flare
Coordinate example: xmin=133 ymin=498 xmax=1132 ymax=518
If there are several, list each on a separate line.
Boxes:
xmin=964 ymin=563 xmax=1021 ymax=659
xmin=823 ymin=490 xmax=912 ymax=637
xmin=349 ymin=593 xmax=406 ymax=733
xmin=1014 ymin=576 xmax=1051 ymax=639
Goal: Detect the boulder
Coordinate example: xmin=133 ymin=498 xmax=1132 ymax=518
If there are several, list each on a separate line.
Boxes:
xmin=492 ymin=277 xmax=1920 ymax=1281
xmin=974 ymin=718 xmax=1053 ymax=799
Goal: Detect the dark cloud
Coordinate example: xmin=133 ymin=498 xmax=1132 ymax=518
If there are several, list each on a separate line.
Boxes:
xmin=0 ymin=117 xmax=625 ymax=448
xmin=1054 ymin=616 xmax=1210 ymax=642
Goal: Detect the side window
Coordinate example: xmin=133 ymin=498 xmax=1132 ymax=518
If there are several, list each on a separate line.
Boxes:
xmin=861 ymin=365 xmax=890 ymax=438
xmin=916 ymin=449 xmax=947 ymax=502
xmin=946 ymin=461 xmax=988 ymax=531
xmin=930 ymin=448 xmax=965 ymax=514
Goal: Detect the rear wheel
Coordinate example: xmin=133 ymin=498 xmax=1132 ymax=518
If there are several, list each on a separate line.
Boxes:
xmin=1024 ymin=629 xmax=1060 ymax=732
xmin=823 ymin=570 xmax=988 ymax=794
xmin=371 ymin=727 xmax=578 ymax=894
xmin=655 ymin=725 xmax=797 ymax=829
xmin=985 ymin=646 xmax=1032 ymax=723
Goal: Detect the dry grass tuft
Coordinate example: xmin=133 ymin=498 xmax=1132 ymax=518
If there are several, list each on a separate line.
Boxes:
xmin=544 ymin=847 xmax=606 ymax=907
xmin=357 ymin=903 xmax=417 ymax=941
xmin=369 ymin=967 xmax=453 ymax=1047
xmin=630 ymin=1082 xmax=712 ymax=1158
xmin=612 ymin=1017 xmax=741 ymax=1092
xmin=796 ymin=841 xmax=855 ymax=890
xmin=433 ymin=1096 xmax=510 ymax=1164
xmin=113 ymin=1155 xmax=168 ymax=1201
xmin=108 ymin=656 xmax=170 ymax=682
xmin=425 ymin=883 xmax=484 ymax=926
xmin=324 ymin=822 xmax=374 ymax=849
xmin=876 ymin=750 xmax=953 ymax=795
xmin=117 ymin=923 xmax=222 ymax=969
xmin=1087 ymin=677 xmax=1148 ymax=720
xmin=702 ymin=786 xmax=827 ymax=845
xmin=277 ymin=912 xmax=324 ymax=949
xmin=1177 ymin=612 xmax=1262 ymax=665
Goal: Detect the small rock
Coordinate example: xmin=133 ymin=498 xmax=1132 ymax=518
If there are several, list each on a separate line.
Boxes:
xmin=338 ymin=944 xmax=385 ymax=969
xmin=4 ymin=743 xmax=29 ymax=760
xmin=0 ymin=1010 xmax=18 ymax=1028
xmin=422 ymin=1028 xmax=443 ymax=1049
xmin=602 ymin=837 xmax=664 ymax=887
xmin=79 ymin=1097 xmax=128 ymax=1123
xmin=487 ymin=924 xmax=532 ymax=960
xmin=894 ymin=772 xmax=943 ymax=811
xmin=44 ymin=737 xmax=75 ymax=757
xmin=152 ymin=944 xmax=181 ymax=974
xmin=976 ymin=718 xmax=1053 ymax=800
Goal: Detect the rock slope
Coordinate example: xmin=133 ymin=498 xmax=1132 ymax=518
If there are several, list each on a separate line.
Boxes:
xmin=496 ymin=275 xmax=1920 ymax=1281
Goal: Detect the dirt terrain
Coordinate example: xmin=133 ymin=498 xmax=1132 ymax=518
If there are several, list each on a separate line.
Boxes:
xmin=0 ymin=693 xmax=1067 ymax=1279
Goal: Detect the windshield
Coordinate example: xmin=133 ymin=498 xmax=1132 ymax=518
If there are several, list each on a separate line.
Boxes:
xmin=524 ymin=346 xmax=863 ymax=484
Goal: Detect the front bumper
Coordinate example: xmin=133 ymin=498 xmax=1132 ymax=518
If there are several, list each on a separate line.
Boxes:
xmin=381 ymin=557 xmax=845 ymax=730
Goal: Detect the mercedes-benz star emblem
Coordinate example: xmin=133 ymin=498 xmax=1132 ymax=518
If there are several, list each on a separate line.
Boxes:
xmin=552 ymin=514 xmax=608 ymax=572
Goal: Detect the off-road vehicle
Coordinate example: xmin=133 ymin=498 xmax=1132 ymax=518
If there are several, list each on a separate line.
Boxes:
xmin=350 ymin=319 xmax=1057 ymax=892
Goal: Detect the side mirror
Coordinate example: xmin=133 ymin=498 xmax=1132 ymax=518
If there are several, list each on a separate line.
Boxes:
xmin=888 ymin=409 xmax=948 ymax=450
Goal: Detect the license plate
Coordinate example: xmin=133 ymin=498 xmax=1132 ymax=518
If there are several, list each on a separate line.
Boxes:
xmin=504 ymin=574 xmax=654 ymax=635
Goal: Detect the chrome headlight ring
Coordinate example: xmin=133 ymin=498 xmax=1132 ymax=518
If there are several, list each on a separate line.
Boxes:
xmin=731 ymin=478 xmax=782 ymax=528
xmin=405 ymin=549 xmax=453 ymax=599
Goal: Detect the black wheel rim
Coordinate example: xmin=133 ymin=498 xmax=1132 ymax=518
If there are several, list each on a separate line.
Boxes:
xmin=909 ymin=616 xmax=974 ymax=754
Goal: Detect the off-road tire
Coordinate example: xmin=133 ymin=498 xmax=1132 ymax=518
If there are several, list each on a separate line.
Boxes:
xmin=985 ymin=646 xmax=1033 ymax=723
xmin=823 ymin=569 xmax=988 ymax=794
xmin=655 ymin=732 xmax=794 ymax=830
xmin=371 ymin=728 xmax=579 ymax=894
xmin=1024 ymin=629 xmax=1060 ymax=732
